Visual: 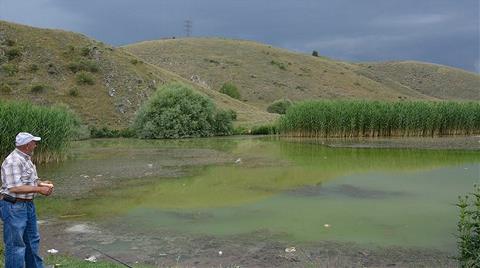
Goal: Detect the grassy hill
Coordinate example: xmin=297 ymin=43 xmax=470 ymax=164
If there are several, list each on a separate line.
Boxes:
xmin=125 ymin=38 xmax=479 ymax=110
xmin=0 ymin=21 xmax=276 ymax=129
xmin=1 ymin=21 xmax=477 ymax=130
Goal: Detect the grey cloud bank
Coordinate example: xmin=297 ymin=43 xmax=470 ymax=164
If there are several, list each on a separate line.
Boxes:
xmin=0 ymin=0 xmax=478 ymax=72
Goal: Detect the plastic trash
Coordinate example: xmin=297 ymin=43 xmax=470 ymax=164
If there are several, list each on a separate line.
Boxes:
xmin=235 ymin=158 xmax=242 ymax=164
xmin=84 ymin=256 xmax=97 ymax=263
xmin=285 ymin=247 xmax=296 ymax=253
xmin=47 ymin=249 xmax=58 ymax=254
xmin=218 ymin=251 xmax=223 ymax=256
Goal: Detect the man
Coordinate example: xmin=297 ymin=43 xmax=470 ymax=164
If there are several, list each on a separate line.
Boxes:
xmin=0 ymin=132 xmax=54 ymax=268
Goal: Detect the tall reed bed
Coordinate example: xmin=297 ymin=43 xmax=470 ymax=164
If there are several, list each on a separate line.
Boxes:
xmin=279 ymin=100 xmax=480 ymax=137
xmin=0 ymin=101 xmax=79 ymax=163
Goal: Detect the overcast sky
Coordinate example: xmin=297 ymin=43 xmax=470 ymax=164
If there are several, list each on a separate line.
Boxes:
xmin=0 ymin=0 xmax=478 ymax=72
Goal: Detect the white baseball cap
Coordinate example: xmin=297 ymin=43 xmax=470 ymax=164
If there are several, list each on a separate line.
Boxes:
xmin=15 ymin=132 xmax=41 ymax=146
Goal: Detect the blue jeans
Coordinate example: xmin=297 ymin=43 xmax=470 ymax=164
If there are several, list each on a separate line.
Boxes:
xmin=1 ymin=200 xmax=44 ymax=268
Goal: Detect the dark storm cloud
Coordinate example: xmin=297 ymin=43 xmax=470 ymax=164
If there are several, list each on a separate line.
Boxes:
xmin=0 ymin=0 xmax=478 ymax=72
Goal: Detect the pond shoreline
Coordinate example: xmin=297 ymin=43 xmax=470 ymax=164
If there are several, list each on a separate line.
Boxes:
xmin=280 ymin=135 xmax=479 ymax=150
xmin=39 ymin=220 xmax=457 ymax=267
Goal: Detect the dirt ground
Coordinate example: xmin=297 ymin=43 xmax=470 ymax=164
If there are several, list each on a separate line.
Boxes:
xmin=40 ymin=219 xmax=457 ymax=268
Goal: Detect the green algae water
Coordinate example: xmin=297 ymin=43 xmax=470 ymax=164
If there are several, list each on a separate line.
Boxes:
xmin=39 ymin=137 xmax=479 ymax=253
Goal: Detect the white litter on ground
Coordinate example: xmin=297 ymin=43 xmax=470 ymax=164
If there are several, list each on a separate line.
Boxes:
xmin=47 ymin=249 xmax=58 ymax=254
xmin=84 ymin=255 xmax=97 ymax=263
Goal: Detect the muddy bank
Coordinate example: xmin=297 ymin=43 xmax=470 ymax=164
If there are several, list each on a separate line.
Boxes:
xmin=40 ymin=219 xmax=456 ymax=268
xmin=282 ymin=136 xmax=480 ymax=150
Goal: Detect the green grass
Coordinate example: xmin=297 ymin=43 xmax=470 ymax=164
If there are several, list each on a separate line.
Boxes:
xmin=0 ymin=101 xmax=80 ymax=163
xmin=279 ymin=100 xmax=480 ymax=137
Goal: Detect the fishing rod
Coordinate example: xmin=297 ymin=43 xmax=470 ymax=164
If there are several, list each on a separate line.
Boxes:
xmin=90 ymin=247 xmax=133 ymax=268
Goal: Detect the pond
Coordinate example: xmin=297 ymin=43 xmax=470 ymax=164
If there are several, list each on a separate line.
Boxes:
xmin=37 ymin=136 xmax=479 ymax=266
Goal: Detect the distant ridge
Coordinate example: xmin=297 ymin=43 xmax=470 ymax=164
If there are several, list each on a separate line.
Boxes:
xmin=125 ymin=38 xmax=479 ymax=110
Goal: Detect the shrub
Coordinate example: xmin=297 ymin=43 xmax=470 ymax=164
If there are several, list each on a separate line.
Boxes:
xmin=89 ymin=126 xmax=135 ymax=138
xmin=67 ymin=60 xmax=99 ymax=73
xmin=68 ymin=87 xmax=79 ymax=97
xmin=133 ymin=83 xmax=233 ymax=139
xmin=212 ymin=110 xmax=234 ymax=136
xmin=219 ymin=82 xmax=241 ymax=99
xmin=227 ymin=109 xmax=237 ymax=121
xmin=2 ymin=64 xmax=18 ymax=76
xmin=456 ymin=184 xmax=480 ymax=267
xmin=250 ymin=124 xmax=279 ymax=135
xmin=0 ymin=101 xmax=80 ymax=163
xmin=75 ymin=71 xmax=95 ymax=85
xmin=6 ymin=47 xmax=21 ymax=60
xmin=30 ymin=84 xmax=49 ymax=94
xmin=130 ymin=59 xmax=141 ymax=65
xmin=267 ymin=98 xmax=293 ymax=114
xmin=4 ymin=39 xmax=16 ymax=46
xmin=29 ymin=64 xmax=39 ymax=73
xmin=0 ymin=83 xmax=12 ymax=93
xmin=312 ymin=50 xmax=319 ymax=57
xmin=270 ymin=60 xmax=287 ymax=70
xmin=80 ymin=46 xmax=91 ymax=57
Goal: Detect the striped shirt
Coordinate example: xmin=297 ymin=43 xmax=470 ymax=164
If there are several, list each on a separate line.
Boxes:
xmin=1 ymin=148 xmax=38 ymax=199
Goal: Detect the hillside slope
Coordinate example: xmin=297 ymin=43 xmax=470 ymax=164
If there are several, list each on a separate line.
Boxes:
xmin=125 ymin=38 xmax=479 ymax=108
xmin=354 ymin=61 xmax=480 ymax=101
xmin=0 ymin=21 xmax=276 ymax=128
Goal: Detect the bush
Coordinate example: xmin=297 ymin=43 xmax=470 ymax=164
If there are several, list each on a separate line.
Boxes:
xmin=6 ymin=47 xmax=21 ymax=60
xmin=0 ymin=101 xmax=80 ymax=163
xmin=0 ymin=83 xmax=12 ymax=93
xmin=456 ymin=184 xmax=480 ymax=267
xmin=130 ymin=59 xmax=141 ymax=65
xmin=2 ymin=64 xmax=18 ymax=76
xmin=75 ymin=71 xmax=95 ymax=85
xmin=30 ymin=84 xmax=49 ymax=94
xmin=28 ymin=64 xmax=39 ymax=73
xmin=133 ymin=83 xmax=233 ymax=139
xmin=219 ymin=82 xmax=241 ymax=99
xmin=312 ymin=50 xmax=319 ymax=57
xmin=4 ymin=39 xmax=16 ymax=46
xmin=89 ymin=126 xmax=135 ymax=138
xmin=227 ymin=109 xmax=237 ymax=121
xmin=270 ymin=60 xmax=287 ymax=70
xmin=250 ymin=124 xmax=279 ymax=135
xmin=67 ymin=60 xmax=99 ymax=73
xmin=267 ymin=98 xmax=293 ymax=114
xmin=68 ymin=87 xmax=79 ymax=97
xmin=212 ymin=110 xmax=234 ymax=136
xmin=80 ymin=46 xmax=91 ymax=57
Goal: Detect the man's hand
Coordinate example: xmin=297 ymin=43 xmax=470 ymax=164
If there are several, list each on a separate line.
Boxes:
xmin=37 ymin=186 xmax=53 ymax=196
xmin=39 ymin=181 xmax=54 ymax=188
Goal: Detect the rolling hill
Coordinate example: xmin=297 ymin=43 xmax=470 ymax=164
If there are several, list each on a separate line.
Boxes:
xmin=1 ymin=21 xmax=478 ymax=130
xmin=0 ymin=21 xmax=276 ymax=128
xmin=125 ymin=38 xmax=479 ymax=109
